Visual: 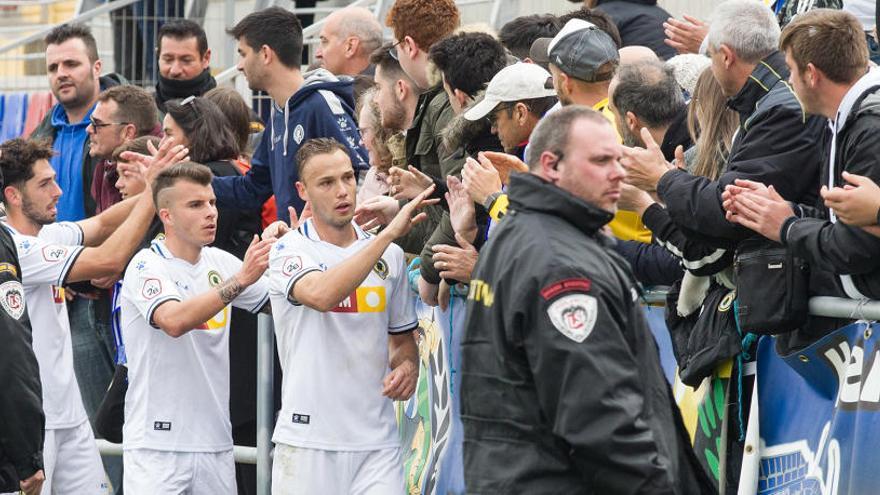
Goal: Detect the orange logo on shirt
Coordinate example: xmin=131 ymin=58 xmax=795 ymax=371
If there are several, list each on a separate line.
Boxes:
xmin=196 ymin=307 xmax=229 ymax=330
xmin=331 ymin=286 xmax=386 ymax=313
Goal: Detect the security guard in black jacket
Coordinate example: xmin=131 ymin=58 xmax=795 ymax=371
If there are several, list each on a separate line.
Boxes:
xmin=462 ymin=107 xmax=712 ymax=494
xmin=0 ymin=219 xmax=45 ymax=493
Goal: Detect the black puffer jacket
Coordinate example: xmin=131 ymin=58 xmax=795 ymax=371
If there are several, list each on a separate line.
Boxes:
xmin=0 ymin=225 xmax=44 ymax=491
xmin=595 ymin=0 xmax=676 ymax=59
xmin=461 ymin=173 xmax=713 ymax=494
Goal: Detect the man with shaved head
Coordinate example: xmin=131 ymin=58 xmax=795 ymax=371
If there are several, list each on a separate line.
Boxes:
xmin=316 ymin=7 xmax=384 ymax=76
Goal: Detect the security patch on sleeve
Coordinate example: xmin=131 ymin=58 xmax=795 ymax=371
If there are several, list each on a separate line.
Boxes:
xmin=0 ymin=281 xmax=25 ymax=319
xmin=546 ymin=293 xmax=598 ymax=343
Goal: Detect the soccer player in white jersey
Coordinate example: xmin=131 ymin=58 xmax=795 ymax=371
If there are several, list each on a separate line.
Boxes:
xmin=119 ymin=162 xmax=272 ymax=494
xmin=267 ymin=138 xmax=433 ymax=495
xmin=0 ymin=137 xmax=185 ymax=494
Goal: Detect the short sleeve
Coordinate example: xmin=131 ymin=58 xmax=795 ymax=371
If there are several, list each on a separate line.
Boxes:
xmin=386 ymin=247 xmax=417 ymax=334
xmin=268 ymin=231 xmax=323 ymax=305
xmin=39 ymin=222 xmax=84 ymax=246
xmin=121 ymin=252 xmax=183 ymax=328
xmin=14 ymin=233 xmax=84 ymax=288
xmin=215 ymin=249 xmax=270 ymax=313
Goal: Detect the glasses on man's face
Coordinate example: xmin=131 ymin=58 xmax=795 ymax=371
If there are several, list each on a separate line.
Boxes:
xmin=389 ymin=40 xmax=402 ymax=61
xmin=88 ymin=119 xmax=129 ymax=131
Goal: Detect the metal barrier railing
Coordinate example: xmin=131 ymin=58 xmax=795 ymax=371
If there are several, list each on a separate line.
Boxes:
xmin=94 ymin=294 xmax=879 ymax=493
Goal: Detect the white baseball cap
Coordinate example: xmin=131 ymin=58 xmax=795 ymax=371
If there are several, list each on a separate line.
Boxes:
xmin=464 ymin=62 xmax=558 ymax=121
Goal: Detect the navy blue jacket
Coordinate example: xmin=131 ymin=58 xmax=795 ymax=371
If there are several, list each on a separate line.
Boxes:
xmin=212 ymin=70 xmax=369 ymax=224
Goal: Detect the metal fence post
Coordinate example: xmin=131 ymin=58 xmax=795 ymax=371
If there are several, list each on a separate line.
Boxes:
xmin=256 ymin=313 xmax=275 ymax=494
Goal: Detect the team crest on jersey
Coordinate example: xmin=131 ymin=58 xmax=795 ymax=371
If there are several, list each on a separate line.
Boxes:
xmin=373 ymin=258 xmax=389 ymax=280
xmin=282 ymin=256 xmax=303 ymax=276
xmin=207 ymin=270 xmax=223 ymax=287
xmin=293 ymin=124 xmax=305 ymax=144
xmin=0 ymin=281 xmax=25 ymax=319
xmin=546 ymin=293 xmax=598 ymax=343
xmin=41 ymin=245 xmax=67 ymax=262
xmin=142 ymin=278 xmax=162 ymax=299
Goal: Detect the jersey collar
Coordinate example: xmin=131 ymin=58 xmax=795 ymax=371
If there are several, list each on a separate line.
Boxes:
xmin=299 ymin=218 xmax=370 ymax=243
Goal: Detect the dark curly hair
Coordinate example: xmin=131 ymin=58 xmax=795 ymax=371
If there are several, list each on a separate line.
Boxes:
xmin=385 ymin=0 xmax=460 ymax=50
xmin=429 ymin=32 xmax=507 ymax=97
xmin=0 ymin=138 xmax=55 ymax=201
xmin=499 ymin=14 xmax=561 ymax=61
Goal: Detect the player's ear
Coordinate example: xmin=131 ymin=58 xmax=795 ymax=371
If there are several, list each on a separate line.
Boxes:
xmin=157 ymin=207 xmax=172 ymax=226
xmin=295 ymin=181 xmax=308 ymax=203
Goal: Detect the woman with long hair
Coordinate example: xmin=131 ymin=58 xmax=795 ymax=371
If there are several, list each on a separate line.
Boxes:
xmin=686 ymin=68 xmax=739 ymax=180
xmin=163 ymin=96 xmax=261 ymax=259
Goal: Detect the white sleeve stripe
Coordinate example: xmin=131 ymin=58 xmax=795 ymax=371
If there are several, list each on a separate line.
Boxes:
xmin=388 ymin=321 xmax=418 ymax=334
xmin=57 ymin=246 xmax=85 ymax=286
xmin=284 ymin=267 xmax=322 ymax=305
xmin=318 ymin=89 xmax=345 ymax=115
xmin=146 ymin=296 xmax=182 ymax=329
xmin=72 ymin=223 xmax=84 ymax=246
xmin=655 ymin=238 xmax=727 ymax=271
xmin=248 ymin=291 xmax=270 ymax=314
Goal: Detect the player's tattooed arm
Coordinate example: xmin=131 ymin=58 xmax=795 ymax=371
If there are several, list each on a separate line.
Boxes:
xmin=216 ymin=277 xmax=243 ymax=305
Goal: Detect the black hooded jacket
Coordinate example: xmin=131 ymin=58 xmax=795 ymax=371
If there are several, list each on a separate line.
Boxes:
xmin=782 ymin=77 xmax=880 ymax=300
xmin=461 ymin=172 xmax=713 ymax=494
xmin=595 ymin=0 xmax=676 ymax=59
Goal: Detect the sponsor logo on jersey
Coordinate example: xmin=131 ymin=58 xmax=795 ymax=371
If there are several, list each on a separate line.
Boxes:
xmin=142 ymin=278 xmax=162 ymax=299
xmin=546 ymin=293 xmax=598 ymax=343
xmin=0 ymin=281 xmax=25 ymax=319
xmin=331 ymin=286 xmax=386 ymax=313
xmin=41 ymin=245 xmax=67 ymax=262
xmin=51 ymin=285 xmax=65 ymax=304
xmin=196 ymin=307 xmax=229 ymax=330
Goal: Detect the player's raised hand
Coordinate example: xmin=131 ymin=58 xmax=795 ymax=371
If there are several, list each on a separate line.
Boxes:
xmin=237 ymin=235 xmax=274 ymax=286
xmin=382 ymin=185 xmax=439 ymax=239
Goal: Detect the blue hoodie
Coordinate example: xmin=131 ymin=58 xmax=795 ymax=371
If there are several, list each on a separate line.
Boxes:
xmin=213 ymin=69 xmax=369 ymax=224
xmin=48 ymin=103 xmax=94 ymax=222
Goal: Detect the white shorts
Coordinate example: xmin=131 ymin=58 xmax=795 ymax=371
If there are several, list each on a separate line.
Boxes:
xmin=42 ymin=421 xmax=110 ymax=495
xmin=123 ymin=449 xmax=235 ymax=495
xmin=271 ymin=444 xmax=404 ymax=495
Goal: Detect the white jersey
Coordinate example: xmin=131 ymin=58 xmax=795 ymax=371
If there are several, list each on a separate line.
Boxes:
xmin=6 ymin=221 xmax=89 ymax=429
xmin=120 ymin=239 xmax=269 ymax=453
xmin=268 ymin=219 xmax=417 ymax=451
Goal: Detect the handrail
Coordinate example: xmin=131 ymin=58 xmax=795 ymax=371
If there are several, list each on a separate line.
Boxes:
xmin=0 ymin=0 xmax=139 ymax=55
xmin=808 ymin=296 xmax=880 ymax=321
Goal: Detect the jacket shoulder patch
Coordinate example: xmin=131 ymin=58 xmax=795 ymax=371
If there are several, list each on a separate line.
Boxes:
xmin=540 ymin=278 xmax=591 ymax=300
xmin=547 ymin=293 xmax=597 ymax=343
